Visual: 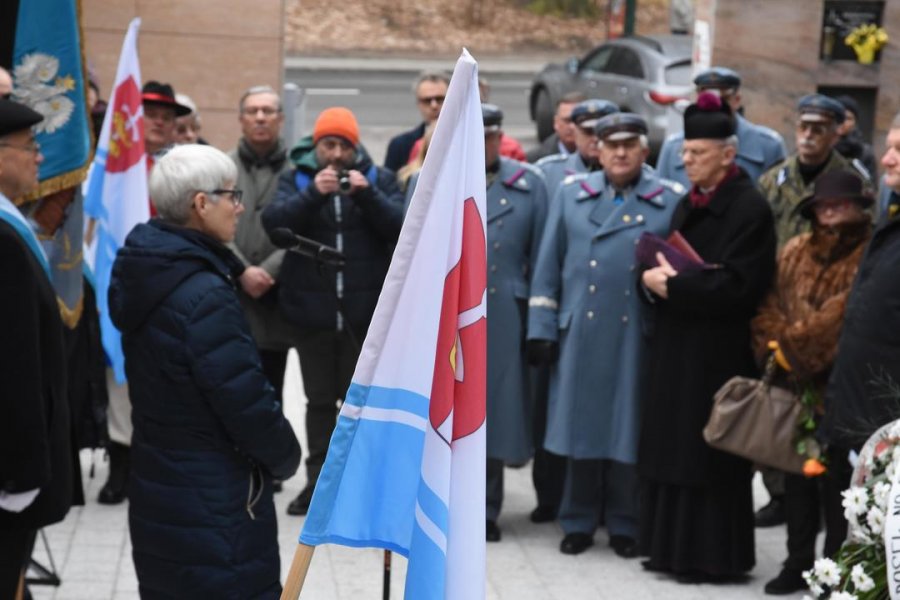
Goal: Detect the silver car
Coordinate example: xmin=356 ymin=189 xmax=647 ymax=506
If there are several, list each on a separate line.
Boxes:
xmin=529 ymin=35 xmax=693 ymax=159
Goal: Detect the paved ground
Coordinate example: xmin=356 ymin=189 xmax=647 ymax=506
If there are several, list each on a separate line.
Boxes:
xmin=30 ymin=352 xmax=808 ymax=599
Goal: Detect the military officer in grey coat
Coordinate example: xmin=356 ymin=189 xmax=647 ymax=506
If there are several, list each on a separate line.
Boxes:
xmin=480 ymin=105 xmax=549 ymax=542
xmin=656 ymin=67 xmax=786 ymax=188
xmin=527 ymin=113 xmax=683 ymax=557
xmin=536 ymin=99 xmax=619 ymax=201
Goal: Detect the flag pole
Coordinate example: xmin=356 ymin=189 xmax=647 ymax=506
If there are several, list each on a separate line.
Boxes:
xmin=280 ymin=543 xmax=315 ymax=600
xmin=382 ymin=550 xmax=391 ymax=599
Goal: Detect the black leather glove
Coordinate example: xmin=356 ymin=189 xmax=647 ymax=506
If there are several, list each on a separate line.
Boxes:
xmin=526 ymin=339 xmax=559 ymax=366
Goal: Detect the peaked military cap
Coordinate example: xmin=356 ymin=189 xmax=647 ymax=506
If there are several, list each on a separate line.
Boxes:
xmin=0 ymin=98 xmax=43 ymax=138
xmin=571 ymin=99 xmax=619 ymax=129
xmin=684 ymin=91 xmax=735 ymax=140
xmin=482 ymin=103 xmax=503 ymax=132
xmin=693 ymin=67 xmax=741 ymax=90
xmin=595 ymin=112 xmax=647 ymax=141
xmin=797 ymin=94 xmax=845 ymax=125
xmin=142 ymin=81 xmax=192 ymax=116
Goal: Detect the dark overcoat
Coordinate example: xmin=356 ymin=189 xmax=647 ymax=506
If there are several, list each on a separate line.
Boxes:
xmin=0 ymin=219 xmax=73 ymax=531
xmin=822 ymin=214 xmax=900 ymax=449
xmin=638 ymin=170 xmax=776 ymax=485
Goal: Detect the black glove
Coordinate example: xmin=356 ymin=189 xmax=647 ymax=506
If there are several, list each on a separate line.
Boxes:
xmin=526 ymin=339 xmax=559 ymax=366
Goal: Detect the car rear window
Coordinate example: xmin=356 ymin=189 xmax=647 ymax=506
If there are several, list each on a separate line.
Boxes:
xmin=665 ymin=61 xmax=692 ymax=85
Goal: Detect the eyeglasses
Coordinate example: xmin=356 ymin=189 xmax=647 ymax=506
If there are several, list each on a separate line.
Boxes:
xmin=242 ymin=106 xmax=280 ymax=117
xmin=0 ymin=140 xmax=41 ymax=155
xmin=417 ymin=95 xmax=446 ymax=106
xmin=210 ymin=188 xmax=243 ymax=206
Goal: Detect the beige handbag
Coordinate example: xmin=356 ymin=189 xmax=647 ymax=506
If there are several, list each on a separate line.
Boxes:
xmin=703 ymin=357 xmax=806 ymax=474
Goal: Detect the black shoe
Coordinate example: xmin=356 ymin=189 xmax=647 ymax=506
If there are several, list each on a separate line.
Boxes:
xmin=560 ymin=532 xmax=594 ymax=555
xmin=609 ymin=535 xmax=638 ymax=559
xmin=97 ymin=442 xmax=129 ymax=505
xmin=486 ymin=520 xmax=501 ymax=542
xmin=755 ymin=497 xmax=786 ymax=528
xmin=286 ymin=486 xmax=314 ymax=516
xmin=764 ymin=568 xmax=806 ymax=595
xmin=272 ymin=479 xmax=283 ymax=493
xmin=529 ymin=505 xmax=557 ymax=523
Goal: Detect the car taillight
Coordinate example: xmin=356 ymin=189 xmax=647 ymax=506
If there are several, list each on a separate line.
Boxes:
xmin=648 ymin=90 xmax=685 ymax=105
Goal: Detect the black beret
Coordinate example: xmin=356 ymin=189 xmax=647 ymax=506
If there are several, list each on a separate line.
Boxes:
xmin=684 ymin=92 xmax=736 ymax=140
xmin=595 ymin=112 xmax=648 ymax=141
xmin=797 ymin=94 xmax=845 ymax=125
xmin=835 ymin=95 xmax=859 ymax=119
xmin=693 ymin=67 xmax=741 ymax=90
xmin=482 ymin=103 xmax=503 ymax=131
xmin=142 ymin=80 xmax=192 ymax=116
xmin=0 ymin=98 xmax=43 ymax=138
xmin=571 ymin=99 xmax=619 ymax=129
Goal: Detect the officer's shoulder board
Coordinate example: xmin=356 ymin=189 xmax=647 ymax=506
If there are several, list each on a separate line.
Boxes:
xmin=502 ymin=165 xmax=540 ymax=191
xmin=535 ymin=153 xmax=567 ymax=168
xmin=851 ymin=158 xmax=872 ymax=183
xmin=659 ymin=178 xmax=686 ymax=196
xmin=561 ymin=172 xmax=589 ymax=187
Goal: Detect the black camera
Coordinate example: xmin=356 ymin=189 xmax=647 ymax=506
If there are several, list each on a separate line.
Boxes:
xmin=337 ymin=170 xmax=352 ymax=193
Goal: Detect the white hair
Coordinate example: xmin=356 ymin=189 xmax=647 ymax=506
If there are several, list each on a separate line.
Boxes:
xmin=722 ymin=134 xmax=739 ymax=149
xmin=149 ymin=144 xmax=237 ymax=224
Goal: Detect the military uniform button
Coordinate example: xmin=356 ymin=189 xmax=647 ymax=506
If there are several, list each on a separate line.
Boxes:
xmin=489 ymin=287 xmax=496 ymax=294
xmin=636 ymin=214 xmax=644 ymax=223
xmin=622 ymin=315 xmax=629 ymax=323
xmin=624 ymin=289 xmax=630 ymax=296
xmin=490 ymin=265 xmax=497 ymax=272
xmin=493 ymin=242 xmax=500 ymax=249
xmin=589 ymin=259 xmax=597 ymax=268
xmin=497 ymin=220 xmax=503 ymax=227
xmin=500 ymin=198 xmax=508 ymax=205
xmin=587 ymin=311 xmax=594 ymax=319
xmin=629 ymin=264 xmax=635 ymax=271
xmin=589 ymin=284 xmax=596 ymax=293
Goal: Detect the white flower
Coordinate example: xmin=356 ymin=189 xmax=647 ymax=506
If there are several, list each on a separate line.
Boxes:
xmin=874 ymin=481 xmax=892 ymax=509
xmin=892 ymin=444 xmax=900 ymax=466
xmin=867 ymin=505 xmax=886 ymax=535
xmin=887 ymin=458 xmax=898 ymax=481
xmin=851 ymin=563 xmax=875 ymax=592
xmin=842 ymin=487 xmax=869 ymax=516
xmin=813 ymin=557 xmax=841 ymax=587
xmin=830 ymin=592 xmax=858 ymax=600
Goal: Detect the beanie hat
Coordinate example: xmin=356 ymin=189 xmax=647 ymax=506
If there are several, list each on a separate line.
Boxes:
xmin=313 ymin=107 xmax=359 ymax=147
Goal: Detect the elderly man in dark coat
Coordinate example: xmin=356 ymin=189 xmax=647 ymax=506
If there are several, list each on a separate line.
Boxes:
xmin=0 ymin=99 xmax=74 ymax=598
xmin=638 ymin=92 xmax=776 ymax=580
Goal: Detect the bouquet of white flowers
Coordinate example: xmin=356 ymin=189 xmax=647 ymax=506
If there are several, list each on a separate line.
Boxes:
xmin=803 ymin=420 xmax=900 ymax=599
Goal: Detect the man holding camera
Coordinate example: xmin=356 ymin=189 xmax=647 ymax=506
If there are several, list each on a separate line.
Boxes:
xmin=262 ymin=107 xmax=404 ymax=516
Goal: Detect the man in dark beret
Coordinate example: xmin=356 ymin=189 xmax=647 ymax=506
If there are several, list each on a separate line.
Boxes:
xmin=0 ymin=98 xmax=74 ymax=598
xmin=657 ymin=66 xmax=786 ymax=188
xmin=834 ymin=94 xmax=877 ymax=181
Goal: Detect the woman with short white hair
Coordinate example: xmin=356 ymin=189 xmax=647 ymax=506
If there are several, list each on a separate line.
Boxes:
xmin=109 ymin=144 xmax=302 ymax=599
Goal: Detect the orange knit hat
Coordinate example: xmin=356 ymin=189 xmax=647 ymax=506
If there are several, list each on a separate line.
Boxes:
xmin=313 ymin=107 xmax=359 ymax=147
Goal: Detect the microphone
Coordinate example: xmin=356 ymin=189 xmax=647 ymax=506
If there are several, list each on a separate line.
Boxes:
xmin=269 ymin=228 xmax=346 ymax=267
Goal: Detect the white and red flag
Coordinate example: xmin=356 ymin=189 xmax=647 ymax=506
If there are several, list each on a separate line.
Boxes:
xmin=299 ymin=49 xmax=487 ymax=599
xmin=83 ymin=18 xmax=148 ymax=382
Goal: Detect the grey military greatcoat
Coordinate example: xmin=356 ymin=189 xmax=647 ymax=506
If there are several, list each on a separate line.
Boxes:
xmin=486 ymin=158 xmax=548 ymax=464
xmin=528 ymin=168 xmax=682 ymax=463
xmin=536 ymin=151 xmax=589 ymax=204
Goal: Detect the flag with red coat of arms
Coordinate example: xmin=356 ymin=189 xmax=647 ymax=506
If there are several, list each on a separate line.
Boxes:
xmin=83 ymin=18 xmax=148 ymax=382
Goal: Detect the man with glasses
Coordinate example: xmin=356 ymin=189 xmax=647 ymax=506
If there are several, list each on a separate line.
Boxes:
xmin=657 ymin=67 xmax=786 ymax=189
xmin=263 ymin=107 xmax=404 ymax=516
xmin=0 ymin=98 xmax=74 ymax=599
xmin=228 ymin=87 xmax=296 ymax=490
xmin=759 ymin=94 xmax=872 ymax=250
xmin=383 ymin=71 xmax=449 ymax=173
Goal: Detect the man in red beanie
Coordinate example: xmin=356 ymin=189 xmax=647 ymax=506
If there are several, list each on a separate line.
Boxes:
xmin=262 ymin=107 xmax=404 ymax=516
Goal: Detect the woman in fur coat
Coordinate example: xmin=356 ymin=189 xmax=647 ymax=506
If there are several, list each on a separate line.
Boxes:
xmin=751 ymin=169 xmax=873 ymax=595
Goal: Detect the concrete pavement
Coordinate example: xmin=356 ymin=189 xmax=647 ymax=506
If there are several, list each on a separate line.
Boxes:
xmin=30 ymin=352 xmax=805 ymax=599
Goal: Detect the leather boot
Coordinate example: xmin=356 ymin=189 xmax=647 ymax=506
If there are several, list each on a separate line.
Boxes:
xmin=98 ymin=442 xmax=129 ymax=505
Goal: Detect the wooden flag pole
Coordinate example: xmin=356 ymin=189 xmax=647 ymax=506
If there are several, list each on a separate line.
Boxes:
xmin=382 ymin=550 xmax=391 ymax=599
xmin=280 ymin=543 xmax=316 ymax=600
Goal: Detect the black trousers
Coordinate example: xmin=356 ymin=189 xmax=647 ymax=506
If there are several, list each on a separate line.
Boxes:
xmin=295 ymin=330 xmax=359 ymax=487
xmin=258 ymin=349 xmax=288 ymax=405
xmin=783 ymin=445 xmax=852 ymax=571
xmin=0 ymin=529 xmax=35 ymax=599
xmin=530 ymin=364 xmax=566 ymax=511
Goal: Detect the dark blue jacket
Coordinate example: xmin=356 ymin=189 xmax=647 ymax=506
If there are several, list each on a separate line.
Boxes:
xmin=262 ymin=137 xmax=404 ymax=333
xmin=109 ymin=220 xmax=301 ymax=599
xmin=383 ymin=121 xmax=426 ymax=173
